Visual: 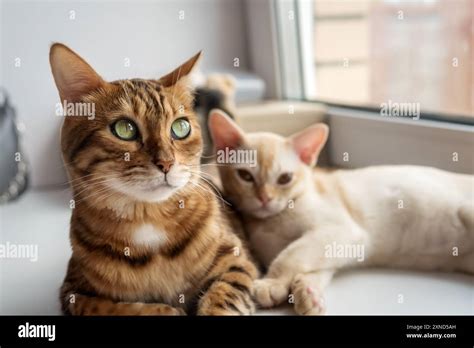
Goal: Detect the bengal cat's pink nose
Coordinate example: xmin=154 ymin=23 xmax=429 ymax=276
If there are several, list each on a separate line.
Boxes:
xmin=156 ymin=159 xmax=174 ymax=174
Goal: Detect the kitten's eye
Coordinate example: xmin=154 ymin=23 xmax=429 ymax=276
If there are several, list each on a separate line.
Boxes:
xmin=277 ymin=173 xmax=293 ymax=185
xmin=112 ymin=119 xmax=138 ymax=141
xmin=237 ymin=169 xmax=254 ymax=182
xmin=171 ymin=118 xmax=191 ymax=140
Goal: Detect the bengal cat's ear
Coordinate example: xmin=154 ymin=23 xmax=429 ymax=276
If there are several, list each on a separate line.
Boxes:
xmin=159 ymin=51 xmax=202 ymax=87
xmin=49 ymin=43 xmax=105 ymax=103
xmin=208 ymin=109 xmax=245 ymax=151
xmin=289 ymin=123 xmax=329 ymax=166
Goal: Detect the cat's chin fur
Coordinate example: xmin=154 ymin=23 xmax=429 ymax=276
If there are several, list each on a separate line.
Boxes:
xmin=111 ymin=182 xmax=180 ymax=203
xmin=94 ymin=184 xmax=189 ymax=220
xmin=246 ymin=204 xmax=287 ymax=219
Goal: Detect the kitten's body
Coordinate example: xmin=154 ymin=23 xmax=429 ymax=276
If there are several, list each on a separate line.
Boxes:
xmin=50 ymin=44 xmax=258 ymax=316
xmin=208 ymin=112 xmax=474 ymax=315
xmin=248 ymin=165 xmax=474 ymax=272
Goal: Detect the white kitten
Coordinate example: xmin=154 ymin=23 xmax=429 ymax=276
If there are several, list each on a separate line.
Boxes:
xmin=208 ymin=109 xmax=474 ymax=315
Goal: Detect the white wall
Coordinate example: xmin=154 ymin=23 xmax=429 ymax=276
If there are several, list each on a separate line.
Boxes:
xmin=0 ymin=0 xmax=249 ymax=187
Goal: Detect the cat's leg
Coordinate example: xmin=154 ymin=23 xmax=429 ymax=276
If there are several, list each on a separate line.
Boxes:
xmin=196 ymin=244 xmax=259 ymax=315
xmin=253 ymin=278 xmax=289 ymax=308
xmin=67 ymin=294 xmax=185 ymax=316
xmin=291 ymin=270 xmax=334 ymax=315
xmin=254 ymin=229 xmax=363 ymax=309
xmin=253 ymin=270 xmax=334 ymax=311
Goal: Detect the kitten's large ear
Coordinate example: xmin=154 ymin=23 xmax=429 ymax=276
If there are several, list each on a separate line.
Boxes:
xmin=159 ymin=51 xmax=202 ymax=87
xmin=208 ymin=109 xmax=245 ymax=150
xmin=49 ymin=43 xmax=105 ymax=102
xmin=289 ymin=123 xmax=329 ymax=166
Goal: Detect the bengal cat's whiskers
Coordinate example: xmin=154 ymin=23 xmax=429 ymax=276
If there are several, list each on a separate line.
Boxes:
xmin=67 ymin=174 xmax=119 ymax=189
xmin=188 ymin=169 xmax=219 ymax=182
xmin=59 ymin=175 xmax=98 ymax=190
xmin=71 ymin=174 xmax=120 ymax=195
xmin=73 ymin=178 xmax=128 ymax=205
xmin=89 ymin=183 xmax=128 ymax=205
xmin=189 ymin=179 xmax=224 ymax=205
xmin=60 ymin=174 xmax=118 ymax=194
xmin=187 ymin=169 xmax=218 ymax=183
xmin=73 ymin=179 xmax=121 ymax=202
xmin=187 ymin=171 xmax=230 ymax=206
xmin=63 ymin=164 xmax=149 ymax=189
xmin=63 ymin=173 xmax=114 ymax=186
xmin=186 ymin=168 xmax=220 ymax=183
xmin=72 ymin=179 xmax=116 ymax=197
xmin=184 ymin=183 xmax=208 ymax=202
xmin=74 ymin=187 xmax=113 ymax=205
xmin=186 ymin=163 xmax=231 ymax=169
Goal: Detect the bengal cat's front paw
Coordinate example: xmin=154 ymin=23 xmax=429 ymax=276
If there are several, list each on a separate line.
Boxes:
xmin=198 ymin=302 xmax=253 ymax=316
xmin=253 ymin=278 xmax=288 ymax=308
xmin=291 ymin=274 xmax=326 ymax=315
xmin=197 ymin=282 xmax=255 ymax=316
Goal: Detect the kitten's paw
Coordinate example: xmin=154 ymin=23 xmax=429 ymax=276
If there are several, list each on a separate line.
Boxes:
xmin=291 ymin=274 xmax=326 ymax=315
xmin=253 ymin=278 xmax=288 ymax=308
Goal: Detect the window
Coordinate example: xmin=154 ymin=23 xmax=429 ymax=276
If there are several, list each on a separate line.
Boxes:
xmin=278 ymin=0 xmax=473 ymax=120
xmin=272 ymin=0 xmax=473 ymax=173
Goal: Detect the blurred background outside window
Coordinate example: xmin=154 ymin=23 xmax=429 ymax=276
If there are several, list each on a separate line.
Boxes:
xmin=303 ymin=0 xmax=473 ymax=118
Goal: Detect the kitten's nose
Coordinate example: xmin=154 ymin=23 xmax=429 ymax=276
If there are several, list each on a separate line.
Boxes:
xmin=156 ymin=159 xmax=174 ymax=174
xmin=258 ymin=192 xmax=273 ymax=206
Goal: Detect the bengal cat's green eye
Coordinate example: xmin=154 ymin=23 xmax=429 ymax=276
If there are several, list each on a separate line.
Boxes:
xmin=112 ymin=119 xmax=138 ymax=141
xmin=171 ymin=118 xmax=191 ymax=140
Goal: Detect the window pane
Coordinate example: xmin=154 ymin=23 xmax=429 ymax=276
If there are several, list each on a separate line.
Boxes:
xmin=307 ymin=0 xmax=473 ymax=117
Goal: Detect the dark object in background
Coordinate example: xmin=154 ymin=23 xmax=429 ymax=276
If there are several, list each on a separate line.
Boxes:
xmin=0 ymin=89 xmax=28 ymax=203
xmin=194 ymin=87 xmax=235 ymax=119
xmin=193 ymin=87 xmax=235 ymax=162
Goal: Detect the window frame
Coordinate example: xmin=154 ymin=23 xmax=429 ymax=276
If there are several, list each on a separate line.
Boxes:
xmin=246 ymin=0 xmax=474 ymax=174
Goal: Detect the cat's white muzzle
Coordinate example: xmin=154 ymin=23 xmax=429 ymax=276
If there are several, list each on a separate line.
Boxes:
xmin=108 ymin=164 xmax=191 ymax=203
xmin=247 ymin=199 xmax=287 ymax=219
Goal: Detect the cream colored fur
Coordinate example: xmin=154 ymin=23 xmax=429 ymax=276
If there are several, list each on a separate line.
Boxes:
xmin=208 ymin=109 xmax=474 ymax=315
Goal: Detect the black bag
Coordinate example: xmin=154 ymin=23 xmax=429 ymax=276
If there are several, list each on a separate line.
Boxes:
xmin=0 ymin=89 xmax=28 ymax=203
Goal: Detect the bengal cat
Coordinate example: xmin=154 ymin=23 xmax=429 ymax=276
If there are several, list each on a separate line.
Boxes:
xmin=49 ymin=43 xmax=258 ymax=315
